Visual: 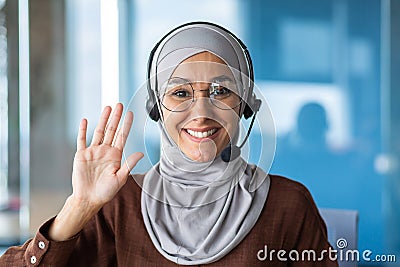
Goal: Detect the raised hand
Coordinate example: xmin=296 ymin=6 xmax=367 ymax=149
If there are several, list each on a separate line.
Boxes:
xmin=72 ymin=103 xmax=143 ymax=207
xmin=49 ymin=103 xmax=143 ymax=241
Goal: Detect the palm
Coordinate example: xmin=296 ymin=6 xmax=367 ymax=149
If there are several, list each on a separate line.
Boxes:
xmin=71 ymin=104 xmax=143 ymax=207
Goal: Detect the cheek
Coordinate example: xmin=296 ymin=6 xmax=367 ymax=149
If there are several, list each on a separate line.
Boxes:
xmin=222 ymin=122 xmax=238 ymax=144
xmin=225 ymin=110 xmax=240 ymax=132
xmin=217 ymin=113 xmax=240 ymax=146
xmin=162 ymin=109 xmax=186 ymax=141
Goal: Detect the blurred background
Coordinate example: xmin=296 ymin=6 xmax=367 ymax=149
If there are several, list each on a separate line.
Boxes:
xmin=0 ymin=0 xmax=399 ymax=266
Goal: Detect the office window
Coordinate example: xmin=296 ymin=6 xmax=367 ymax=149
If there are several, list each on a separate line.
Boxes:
xmin=246 ymin=0 xmax=390 ymax=260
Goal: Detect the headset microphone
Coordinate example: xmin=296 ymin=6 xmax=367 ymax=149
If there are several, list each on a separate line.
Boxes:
xmin=221 ymin=99 xmax=261 ymax=162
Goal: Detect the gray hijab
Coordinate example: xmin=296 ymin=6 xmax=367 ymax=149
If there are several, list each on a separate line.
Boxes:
xmin=141 ymin=23 xmax=270 ymax=265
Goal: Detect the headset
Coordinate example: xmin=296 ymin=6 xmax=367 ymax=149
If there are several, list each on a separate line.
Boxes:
xmin=145 ymin=21 xmax=260 ymax=122
xmin=145 ymin=21 xmax=261 ymax=162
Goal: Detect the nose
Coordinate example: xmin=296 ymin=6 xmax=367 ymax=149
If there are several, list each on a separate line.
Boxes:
xmin=189 ymin=84 xmax=215 ymax=120
xmin=190 ymin=96 xmax=215 ymax=119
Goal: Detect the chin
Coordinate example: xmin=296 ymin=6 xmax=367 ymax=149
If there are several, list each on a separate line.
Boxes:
xmin=184 ymin=147 xmax=221 ymax=163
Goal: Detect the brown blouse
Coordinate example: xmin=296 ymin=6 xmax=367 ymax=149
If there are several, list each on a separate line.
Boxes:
xmin=0 ymin=174 xmax=338 ymax=266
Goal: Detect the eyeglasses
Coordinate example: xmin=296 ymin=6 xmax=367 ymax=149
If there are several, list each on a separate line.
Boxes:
xmin=159 ymin=77 xmax=242 ymax=112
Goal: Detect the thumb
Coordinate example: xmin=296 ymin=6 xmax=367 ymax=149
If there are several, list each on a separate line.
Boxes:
xmin=117 ymin=152 xmax=144 ymax=179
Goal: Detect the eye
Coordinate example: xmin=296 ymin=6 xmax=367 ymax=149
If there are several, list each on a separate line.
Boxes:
xmin=210 ymin=84 xmax=231 ymax=97
xmin=163 ymin=77 xmax=192 ymax=99
xmin=172 ymin=89 xmax=192 ymax=98
xmin=166 ymin=84 xmax=192 ymax=99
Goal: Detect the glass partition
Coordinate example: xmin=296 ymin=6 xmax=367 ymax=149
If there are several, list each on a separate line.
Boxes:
xmin=244 ymin=0 xmax=399 ymax=263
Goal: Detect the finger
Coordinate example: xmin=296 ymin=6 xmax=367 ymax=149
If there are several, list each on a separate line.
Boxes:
xmin=77 ymin=118 xmax=88 ymax=151
xmin=103 ymin=103 xmax=123 ymax=145
xmin=91 ymin=106 xmax=112 ymax=145
xmin=117 ymin=152 xmax=144 ymax=179
xmin=114 ymin=111 xmax=133 ymax=151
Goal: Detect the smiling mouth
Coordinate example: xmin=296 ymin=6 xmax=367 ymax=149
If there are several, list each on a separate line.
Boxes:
xmin=185 ymin=128 xmax=219 ymax=138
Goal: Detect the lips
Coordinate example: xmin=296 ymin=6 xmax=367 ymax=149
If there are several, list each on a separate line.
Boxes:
xmin=186 ymin=128 xmax=217 ymax=138
xmin=182 ymin=127 xmax=220 ymax=142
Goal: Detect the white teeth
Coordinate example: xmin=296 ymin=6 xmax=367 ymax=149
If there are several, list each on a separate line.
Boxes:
xmin=187 ymin=128 xmax=217 ymax=138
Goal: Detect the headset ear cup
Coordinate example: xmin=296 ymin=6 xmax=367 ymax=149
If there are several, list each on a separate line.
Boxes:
xmin=243 ymin=104 xmax=254 ymax=119
xmin=146 ymin=95 xmax=160 ymax=121
xmin=149 ymin=105 xmax=160 ymax=121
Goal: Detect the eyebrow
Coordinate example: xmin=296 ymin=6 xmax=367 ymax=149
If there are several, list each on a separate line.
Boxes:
xmin=167 ymin=75 xmax=234 ymax=84
xmin=211 ymin=75 xmax=234 ymax=83
xmin=167 ymin=77 xmax=190 ymax=85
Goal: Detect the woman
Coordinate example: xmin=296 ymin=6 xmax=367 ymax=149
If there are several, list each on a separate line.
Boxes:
xmin=0 ymin=22 xmax=337 ymax=266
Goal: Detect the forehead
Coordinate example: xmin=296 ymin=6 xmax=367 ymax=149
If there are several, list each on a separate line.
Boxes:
xmin=183 ymin=51 xmax=226 ymax=64
xmin=171 ymin=51 xmax=234 ymax=81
